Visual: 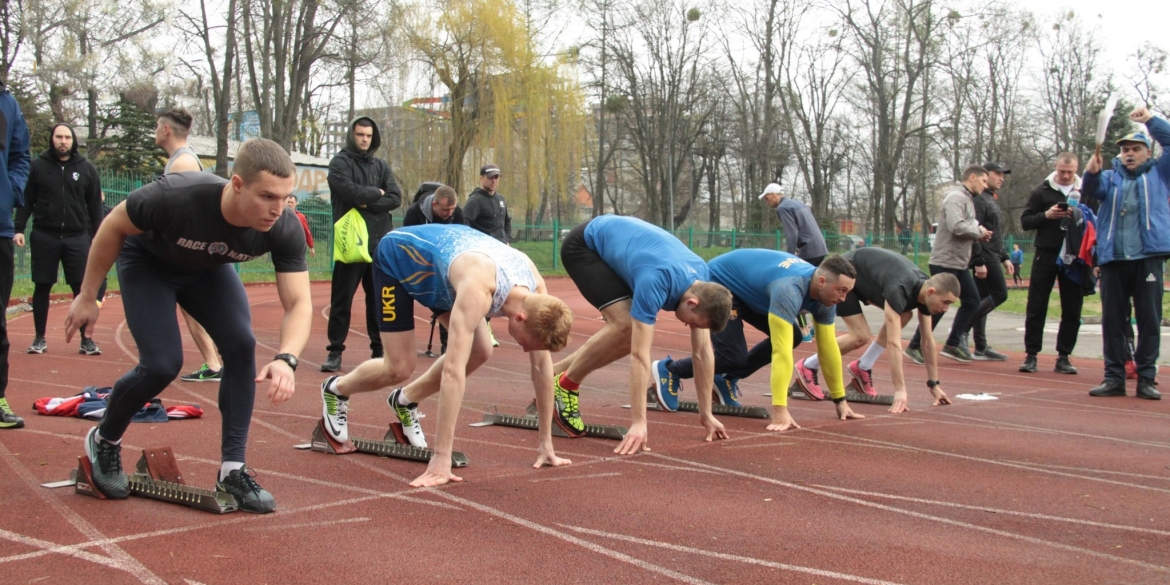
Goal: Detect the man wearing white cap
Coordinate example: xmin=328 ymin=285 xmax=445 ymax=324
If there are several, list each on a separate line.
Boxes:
xmin=760 ymin=183 xmax=829 ymax=266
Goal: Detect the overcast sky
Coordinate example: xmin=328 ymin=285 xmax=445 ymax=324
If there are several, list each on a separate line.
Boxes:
xmin=1030 ymin=2 xmax=1167 ymax=70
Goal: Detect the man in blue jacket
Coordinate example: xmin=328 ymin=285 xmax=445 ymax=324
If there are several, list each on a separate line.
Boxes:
xmin=0 ymin=81 xmax=31 ymax=430
xmin=1083 ymin=107 xmax=1170 ymax=400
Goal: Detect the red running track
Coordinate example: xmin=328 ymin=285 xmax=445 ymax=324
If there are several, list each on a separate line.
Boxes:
xmin=1 ymin=279 xmax=1168 ymax=584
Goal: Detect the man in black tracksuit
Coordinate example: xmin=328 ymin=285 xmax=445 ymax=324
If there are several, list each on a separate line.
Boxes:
xmin=321 ymin=117 xmax=401 ymax=372
xmin=14 ymin=123 xmax=103 ymax=355
xmin=1019 ymin=152 xmax=1084 ymax=375
xmin=464 ymin=164 xmax=512 ymax=244
xmin=961 ymin=162 xmax=1014 ymax=361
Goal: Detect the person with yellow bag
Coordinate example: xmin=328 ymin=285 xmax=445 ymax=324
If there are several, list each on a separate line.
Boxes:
xmin=322 ymin=117 xmax=402 ymax=372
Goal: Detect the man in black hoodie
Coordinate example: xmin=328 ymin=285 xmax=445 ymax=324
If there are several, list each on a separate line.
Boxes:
xmin=321 ymin=117 xmax=402 ymax=372
xmin=464 ymin=164 xmax=511 ymax=243
xmin=14 ymin=123 xmax=103 ymax=356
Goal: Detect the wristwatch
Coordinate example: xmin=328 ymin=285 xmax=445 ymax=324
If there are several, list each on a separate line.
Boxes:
xmin=274 ymin=353 xmax=299 ymax=371
xmin=926 ymin=379 xmax=940 ymax=388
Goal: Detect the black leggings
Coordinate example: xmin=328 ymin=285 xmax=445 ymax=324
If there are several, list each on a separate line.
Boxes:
xmin=33 ymin=282 xmax=87 ymax=339
xmin=99 ymin=255 xmax=256 ymax=462
xmin=668 ymin=296 xmax=800 ymax=380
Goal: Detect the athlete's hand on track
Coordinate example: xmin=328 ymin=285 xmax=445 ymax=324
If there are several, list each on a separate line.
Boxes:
xmin=615 ymin=421 xmax=650 ymax=454
xmin=533 ymin=446 xmax=572 ymax=469
xmin=64 ymin=296 xmax=99 ymax=343
xmin=835 ymin=401 xmax=865 ymax=421
xmin=701 ymin=414 xmax=729 ymax=442
xmin=410 ymin=465 xmax=463 ymax=487
xmin=889 ymin=389 xmax=910 ymax=413
xmin=931 ymin=386 xmax=952 ymax=407
xmin=766 ymin=407 xmax=800 ymax=432
xmin=256 ymin=360 xmax=296 ymax=405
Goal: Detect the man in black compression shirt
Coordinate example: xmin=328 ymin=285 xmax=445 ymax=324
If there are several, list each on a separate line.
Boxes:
xmin=64 ymin=139 xmax=312 ymax=513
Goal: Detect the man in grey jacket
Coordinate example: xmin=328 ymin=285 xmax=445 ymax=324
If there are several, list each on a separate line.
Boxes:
xmin=905 ymin=165 xmax=992 ymax=364
xmin=760 ymin=183 xmax=828 ymax=265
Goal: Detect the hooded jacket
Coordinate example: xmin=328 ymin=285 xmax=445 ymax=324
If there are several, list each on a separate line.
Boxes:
xmin=403 ymin=193 xmax=466 ymax=227
xmin=928 ymin=182 xmax=983 ymax=270
xmin=1021 ymin=171 xmax=1083 ymax=253
xmin=1082 ymin=116 xmax=1170 ymax=265
xmin=464 ymin=186 xmax=512 ymax=243
xmin=15 ymin=124 xmax=104 ymax=238
xmin=0 ymin=82 xmax=31 ymax=239
xmin=326 ymin=117 xmax=402 ymax=258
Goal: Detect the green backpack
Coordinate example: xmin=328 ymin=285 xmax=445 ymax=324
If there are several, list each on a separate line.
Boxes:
xmin=333 ymin=208 xmax=373 ymax=263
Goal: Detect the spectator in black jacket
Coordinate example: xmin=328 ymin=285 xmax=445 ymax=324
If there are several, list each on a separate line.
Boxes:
xmin=464 ymin=164 xmax=511 ymax=243
xmin=14 ymin=123 xmax=103 ymax=356
xmin=403 ymin=184 xmax=465 ymax=226
xmin=961 ymin=162 xmax=1015 ymax=361
xmin=321 ymin=117 xmax=402 ymax=372
xmin=1018 ymin=152 xmax=1082 ymax=375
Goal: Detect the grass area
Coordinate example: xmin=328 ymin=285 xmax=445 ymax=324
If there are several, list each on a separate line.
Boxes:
xmin=997 ymin=288 xmax=1170 ymax=319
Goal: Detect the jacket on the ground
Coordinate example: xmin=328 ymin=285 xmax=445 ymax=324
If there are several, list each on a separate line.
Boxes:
xmin=326 ymin=117 xmax=402 ymax=258
xmin=929 ymin=183 xmax=983 ymax=270
xmin=464 ymin=187 xmax=512 ymax=243
xmin=969 ymin=188 xmax=1007 ymax=268
xmin=0 ymin=82 xmax=31 ymax=239
xmin=15 ymin=126 xmax=104 ymax=238
xmin=1081 ymin=116 xmax=1170 ymax=265
xmin=403 ymin=193 xmax=466 ymax=227
xmin=1021 ymin=171 xmax=1083 ymax=253
xmin=775 ymin=197 xmax=828 ymax=260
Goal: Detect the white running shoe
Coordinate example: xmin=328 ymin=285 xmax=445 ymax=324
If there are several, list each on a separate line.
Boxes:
xmin=388 ymin=388 xmax=427 ymax=448
xmin=321 ymin=376 xmax=349 ymax=443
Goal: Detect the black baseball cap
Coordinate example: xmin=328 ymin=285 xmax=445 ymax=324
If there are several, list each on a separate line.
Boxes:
xmin=480 ymin=164 xmax=501 ymax=177
xmin=983 ymin=162 xmax=1011 ymax=174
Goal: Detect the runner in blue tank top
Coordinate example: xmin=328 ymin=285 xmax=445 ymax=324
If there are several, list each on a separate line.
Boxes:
xmin=556 ymin=216 xmax=734 ymax=455
xmin=320 ymin=224 xmax=575 ymax=487
xmin=656 ymin=250 xmax=864 ymax=431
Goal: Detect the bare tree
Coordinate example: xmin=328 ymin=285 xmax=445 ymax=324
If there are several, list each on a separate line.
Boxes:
xmin=176 ymin=0 xmax=238 ymax=176
xmin=1038 ymin=11 xmax=1108 ymax=159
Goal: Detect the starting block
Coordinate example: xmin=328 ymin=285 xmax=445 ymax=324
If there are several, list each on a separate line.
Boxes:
xmin=44 ymin=447 xmax=238 ymax=514
xmin=785 ymin=379 xmax=895 ymax=406
xmin=470 ymin=404 xmax=627 ymax=440
xmin=298 ymin=420 xmax=469 ymax=467
xmin=642 ymin=387 xmax=770 ymax=419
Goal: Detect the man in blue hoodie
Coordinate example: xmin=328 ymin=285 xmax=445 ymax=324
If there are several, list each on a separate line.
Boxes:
xmin=0 ymin=81 xmax=32 ymax=429
xmin=1082 ymin=107 xmax=1170 ymax=400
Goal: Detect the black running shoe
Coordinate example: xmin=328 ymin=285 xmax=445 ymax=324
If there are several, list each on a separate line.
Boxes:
xmin=84 ymin=427 xmax=129 ymax=498
xmin=217 ymin=467 xmax=276 ymax=513
xmin=27 ymin=337 xmax=46 ymax=354
xmin=0 ymin=398 xmax=24 ymax=429
xmin=79 ymin=338 xmax=101 ymax=356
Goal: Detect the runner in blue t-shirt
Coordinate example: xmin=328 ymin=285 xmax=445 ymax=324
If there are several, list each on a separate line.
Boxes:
xmin=657 ymin=250 xmax=863 ymax=430
xmin=319 ymin=224 xmax=575 ymax=487
xmin=555 ymin=216 xmax=733 ymax=454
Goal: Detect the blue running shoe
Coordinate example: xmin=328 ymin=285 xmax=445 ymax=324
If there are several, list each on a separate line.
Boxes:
xmin=712 ymin=374 xmax=741 ymax=407
xmin=651 ymin=356 xmax=681 ymax=411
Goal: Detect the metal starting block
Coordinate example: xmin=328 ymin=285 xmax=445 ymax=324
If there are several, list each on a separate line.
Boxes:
xmin=642 ymin=387 xmax=770 ymax=419
xmin=299 ymin=419 xmax=469 ymax=468
xmin=45 ymin=447 xmax=238 ymax=514
xmin=785 ymin=379 xmax=895 ymax=406
xmin=472 ymin=405 xmax=627 ymax=440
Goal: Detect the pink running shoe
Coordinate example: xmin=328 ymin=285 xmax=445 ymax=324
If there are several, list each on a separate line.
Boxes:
xmin=795 ymin=358 xmax=825 ymax=400
xmin=848 ymin=360 xmax=877 ymax=397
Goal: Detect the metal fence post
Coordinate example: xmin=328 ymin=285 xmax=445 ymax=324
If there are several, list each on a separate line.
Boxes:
xmin=775 ymin=229 xmax=781 ymax=251
xmin=688 ymin=226 xmax=694 ymax=249
xmin=552 ymin=219 xmax=560 ymax=271
xmin=913 ymin=233 xmax=919 ymax=264
xmin=731 ymin=229 xmax=737 ymax=250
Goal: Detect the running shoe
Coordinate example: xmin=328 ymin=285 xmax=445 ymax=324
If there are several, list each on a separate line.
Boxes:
xmin=712 ymin=374 xmax=741 ymax=407
xmin=27 ymin=337 xmax=46 ymax=354
xmin=940 ymin=344 xmax=973 ymax=363
xmin=903 ymin=347 xmax=924 ymax=365
xmin=552 ymin=375 xmax=586 ymax=437
xmin=972 ymin=347 xmax=1006 ymax=361
xmin=180 ymin=364 xmax=222 ymax=382
xmin=650 ymin=356 xmax=681 ymax=411
xmin=0 ymin=398 xmax=24 ymax=429
xmin=794 ymin=357 xmax=825 ymax=400
xmin=84 ymin=427 xmax=129 ymax=499
xmin=848 ymin=360 xmax=876 ymax=397
xmin=217 ymin=467 xmax=276 ymax=513
xmin=79 ymin=338 xmax=101 ymax=356
xmin=387 ymin=388 xmax=427 ymax=448
xmin=321 ymin=376 xmax=349 ymax=443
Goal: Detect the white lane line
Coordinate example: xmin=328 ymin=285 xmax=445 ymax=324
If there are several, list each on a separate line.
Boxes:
xmin=559 ymin=524 xmax=908 ymax=585
xmin=648 ymin=453 xmax=1170 ymax=574
xmin=928 ymin=411 xmax=1170 ymax=449
xmin=529 ymin=472 xmax=623 ymax=483
xmin=1015 ymin=395 xmax=1170 ymax=419
xmin=809 ymin=429 xmax=1170 ymax=494
xmin=0 ymin=528 xmax=130 ymax=569
xmin=997 ymin=459 xmax=1170 ymax=481
xmin=718 ymin=442 xmax=799 ymax=450
xmin=811 ymin=484 xmax=1170 ymax=536
xmin=0 ymin=441 xmax=167 ymax=584
xmin=243 ymin=517 xmax=370 ymax=531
